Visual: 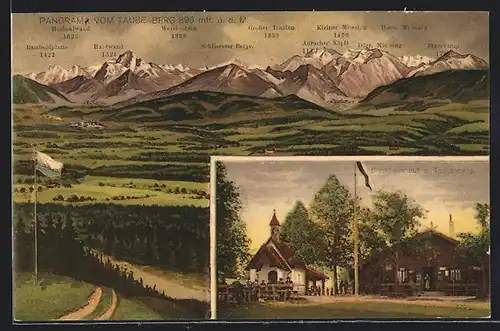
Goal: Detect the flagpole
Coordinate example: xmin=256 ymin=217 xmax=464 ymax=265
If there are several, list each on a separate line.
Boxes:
xmin=33 ymin=151 xmax=38 ymax=284
xmin=353 ymin=162 xmax=359 ymax=297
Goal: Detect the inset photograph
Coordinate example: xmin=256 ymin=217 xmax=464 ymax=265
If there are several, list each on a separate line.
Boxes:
xmin=213 ymin=157 xmax=490 ymax=319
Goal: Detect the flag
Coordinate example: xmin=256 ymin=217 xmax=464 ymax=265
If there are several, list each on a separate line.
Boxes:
xmin=356 ymin=161 xmax=372 ymax=191
xmin=34 ymin=151 xmax=63 ymax=178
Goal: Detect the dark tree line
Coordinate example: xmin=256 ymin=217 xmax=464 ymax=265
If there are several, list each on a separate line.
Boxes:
xmin=13 ymin=203 xmax=209 ymax=274
xmin=215 ymin=161 xmax=250 ymax=278
xmin=91 ymin=164 xmax=209 ymax=182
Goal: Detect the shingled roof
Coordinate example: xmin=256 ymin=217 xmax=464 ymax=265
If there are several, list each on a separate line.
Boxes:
xmin=246 ymin=243 xmax=291 ymax=271
xmin=360 ymin=229 xmax=459 ymax=267
xmin=269 ymin=210 xmax=280 ymax=226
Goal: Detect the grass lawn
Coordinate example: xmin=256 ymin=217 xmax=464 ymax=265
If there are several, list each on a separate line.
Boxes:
xmin=140 ymin=266 xmax=208 ymax=291
xmin=112 ymin=296 xmax=208 ymax=320
xmin=83 ymin=176 xmax=208 ymax=191
xmin=112 ymin=297 xmax=164 ymax=320
xmin=217 ymin=300 xmax=491 ymax=319
xmin=12 ymin=182 xmax=208 ymax=207
xmin=13 ymin=272 xmax=95 ymax=322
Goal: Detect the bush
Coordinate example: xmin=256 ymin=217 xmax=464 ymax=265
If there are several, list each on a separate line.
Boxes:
xmin=67 ymin=194 xmax=79 ymax=202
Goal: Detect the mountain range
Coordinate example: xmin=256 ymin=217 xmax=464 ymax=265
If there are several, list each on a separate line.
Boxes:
xmin=16 ymin=48 xmax=489 ymax=109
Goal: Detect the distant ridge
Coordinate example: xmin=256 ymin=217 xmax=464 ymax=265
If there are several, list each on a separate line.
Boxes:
xmin=12 ymin=75 xmax=71 ymax=104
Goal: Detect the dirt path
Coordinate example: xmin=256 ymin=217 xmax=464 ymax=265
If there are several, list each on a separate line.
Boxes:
xmin=96 ymin=290 xmax=118 ymax=320
xmin=304 ymin=295 xmax=488 ymax=309
xmin=99 ymin=253 xmax=209 ymax=302
xmin=58 ymin=287 xmax=102 ymax=321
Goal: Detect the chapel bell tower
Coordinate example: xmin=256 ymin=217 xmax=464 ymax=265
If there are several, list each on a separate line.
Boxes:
xmin=269 ymin=209 xmax=280 ymax=242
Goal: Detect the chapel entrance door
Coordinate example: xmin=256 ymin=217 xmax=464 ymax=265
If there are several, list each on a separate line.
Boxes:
xmin=268 ymin=270 xmax=278 ymax=284
xmin=422 ymin=266 xmax=435 ymax=291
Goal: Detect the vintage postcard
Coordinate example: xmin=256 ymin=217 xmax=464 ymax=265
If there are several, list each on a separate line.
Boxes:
xmin=212 ymin=156 xmax=490 ymax=319
xmin=11 ymin=11 xmax=489 ymax=322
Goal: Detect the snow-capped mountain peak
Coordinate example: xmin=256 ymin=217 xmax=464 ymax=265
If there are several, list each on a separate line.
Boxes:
xmin=205 ymin=58 xmax=264 ymax=71
xmin=407 ymin=50 xmax=489 ymax=77
xmin=115 ymin=50 xmax=141 ymax=71
xmin=24 ymin=64 xmax=86 ymax=85
xmin=305 ymin=49 xmax=342 ymax=64
xmin=93 ymin=61 xmax=128 ymax=84
xmin=342 ymin=49 xmax=361 ymax=60
xmin=399 ymin=54 xmax=435 ymax=67
xmin=47 ymin=64 xmax=66 ymax=72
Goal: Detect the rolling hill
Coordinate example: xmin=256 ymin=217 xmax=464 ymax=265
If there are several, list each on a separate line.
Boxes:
xmin=360 ymin=69 xmax=489 ymax=110
xmin=45 ymin=92 xmax=342 ymax=123
xmin=12 ymin=75 xmax=71 ymax=104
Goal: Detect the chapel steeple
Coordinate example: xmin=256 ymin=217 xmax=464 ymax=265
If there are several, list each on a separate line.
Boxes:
xmin=269 ymin=209 xmax=280 ymax=241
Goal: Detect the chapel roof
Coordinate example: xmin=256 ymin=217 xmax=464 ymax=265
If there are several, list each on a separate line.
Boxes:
xmin=269 ymin=210 xmax=280 ymax=226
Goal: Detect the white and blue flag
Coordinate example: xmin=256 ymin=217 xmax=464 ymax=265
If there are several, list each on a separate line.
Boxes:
xmin=34 ymin=151 xmax=63 ymax=178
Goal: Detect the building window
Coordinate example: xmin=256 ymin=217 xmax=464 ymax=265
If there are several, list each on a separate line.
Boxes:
xmin=438 ymin=267 xmax=447 ymax=281
xmin=416 ymin=272 xmax=422 ymax=282
xmin=450 ymin=269 xmax=461 ymax=281
xmin=382 ymin=264 xmax=395 ymax=283
xmin=397 ymin=268 xmax=407 ymax=283
xmin=408 ymin=269 xmax=416 ymax=283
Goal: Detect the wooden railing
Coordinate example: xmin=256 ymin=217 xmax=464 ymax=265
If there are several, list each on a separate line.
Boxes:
xmin=216 ymin=284 xmax=305 ymax=303
xmin=379 ymin=282 xmax=480 ymax=297
xmin=379 ymin=283 xmax=421 ymax=297
xmin=439 ymin=282 xmax=480 ymax=296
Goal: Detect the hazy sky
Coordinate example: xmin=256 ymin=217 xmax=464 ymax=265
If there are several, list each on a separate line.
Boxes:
xmin=12 ymin=11 xmax=489 ymax=73
xmin=221 ymin=159 xmax=489 ymax=251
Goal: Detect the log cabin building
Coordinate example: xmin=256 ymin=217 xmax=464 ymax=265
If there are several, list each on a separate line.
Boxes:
xmin=245 ymin=210 xmax=329 ymax=295
xmin=359 ymin=228 xmax=488 ymax=297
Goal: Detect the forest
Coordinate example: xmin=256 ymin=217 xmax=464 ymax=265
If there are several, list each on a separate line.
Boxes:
xmin=13 ymin=203 xmax=209 ymax=273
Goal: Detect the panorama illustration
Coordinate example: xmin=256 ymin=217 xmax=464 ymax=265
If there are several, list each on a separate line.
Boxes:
xmin=11 ymin=11 xmax=489 ymax=321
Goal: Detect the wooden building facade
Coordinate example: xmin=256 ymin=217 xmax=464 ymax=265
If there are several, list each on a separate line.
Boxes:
xmin=359 ymin=230 xmax=488 ymax=297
